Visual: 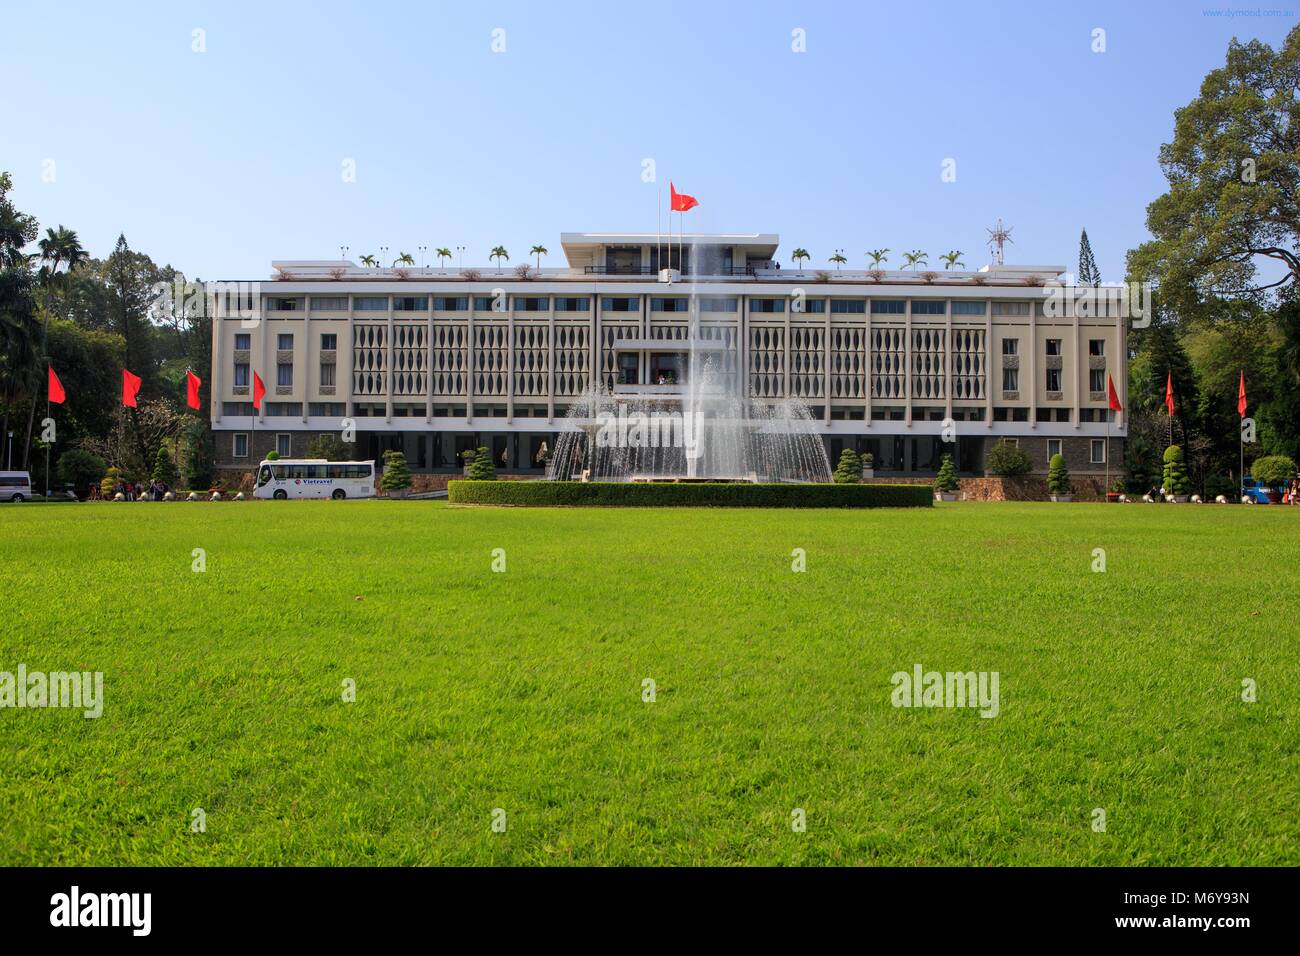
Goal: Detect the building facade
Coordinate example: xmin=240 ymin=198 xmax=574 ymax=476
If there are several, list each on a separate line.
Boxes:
xmin=210 ymin=231 xmax=1126 ymax=478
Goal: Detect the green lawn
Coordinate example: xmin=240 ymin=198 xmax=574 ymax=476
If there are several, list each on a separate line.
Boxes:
xmin=1 ymin=500 xmax=1297 ymax=866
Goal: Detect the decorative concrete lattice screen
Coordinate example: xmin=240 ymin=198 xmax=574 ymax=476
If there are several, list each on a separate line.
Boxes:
xmin=352 ymin=324 xmax=387 ymax=395
xmin=872 ymin=327 xmax=906 ymax=399
xmin=601 ymin=324 xmax=639 ymax=389
xmin=700 ymin=324 xmax=739 ymax=392
xmin=788 ymin=326 xmax=825 ymax=399
xmin=393 ymin=324 xmax=427 ymax=396
xmin=513 ymin=324 xmax=549 ymax=397
xmin=912 ymin=328 xmax=946 ymax=401
xmin=830 ymin=327 xmax=866 ymax=400
xmin=554 ymin=325 xmax=590 ymax=396
xmin=474 ymin=322 xmax=509 ymax=396
xmin=951 ymin=328 xmax=986 ymax=401
xmin=431 ymin=324 xmax=467 ymax=396
xmin=749 ymin=325 xmax=785 ymax=398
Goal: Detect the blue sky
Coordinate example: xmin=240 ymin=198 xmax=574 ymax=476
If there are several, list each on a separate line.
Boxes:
xmin=2 ymin=0 xmax=1294 ymax=280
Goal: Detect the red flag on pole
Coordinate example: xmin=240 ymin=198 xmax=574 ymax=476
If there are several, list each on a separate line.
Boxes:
xmin=669 ymin=182 xmax=699 ymax=212
xmin=252 ymin=371 xmax=266 ymax=410
xmin=48 ymin=367 xmax=66 ymax=405
xmin=122 ymin=368 xmax=142 ymax=407
xmin=1107 ymin=373 xmax=1123 ymax=413
xmin=1164 ymin=371 xmax=1175 ymax=416
xmin=1237 ymin=369 xmax=1247 ymax=417
xmin=186 ymin=369 xmax=202 ymax=410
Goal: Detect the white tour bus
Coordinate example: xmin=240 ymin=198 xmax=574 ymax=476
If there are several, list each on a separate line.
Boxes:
xmin=253 ymin=459 xmax=376 ymax=500
xmin=0 ymin=471 xmax=33 ymax=502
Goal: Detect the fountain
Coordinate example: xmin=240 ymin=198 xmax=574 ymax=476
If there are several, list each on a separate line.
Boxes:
xmin=546 ymin=296 xmax=832 ymax=484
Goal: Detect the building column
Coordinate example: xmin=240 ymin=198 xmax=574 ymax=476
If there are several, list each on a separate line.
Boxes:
xmin=864 ymin=298 xmax=872 ymax=429
xmin=984 ymin=299 xmax=993 ymax=431
xmin=506 ymin=300 xmax=515 ymax=423
xmin=944 ymin=303 xmax=953 ymax=422
xmin=466 ymin=299 xmax=475 ymax=425
xmin=782 ymin=298 xmax=790 ymax=399
xmin=904 ymin=307 xmax=913 ymax=428
xmin=385 ymin=306 xmax=394 ymax=424
xmin=426 ymin=296 xmax=434 ymax=423
xmin=212 ymin=304 xmax=223 ymax=425
xmin=1028 ymin=303 xmax=1037 ymax=430
xmin=823 ymin=296 xmax=832 ymax=424
xmin=256 ymin=304 xmax=267 ymax=426
xmin=1072 ymin=304 xmax=1081 ymax=430
xmin=302 ymin=309 xmax=311 ymax=425
xmin=547 ymin=306 xmax=556 ymax=423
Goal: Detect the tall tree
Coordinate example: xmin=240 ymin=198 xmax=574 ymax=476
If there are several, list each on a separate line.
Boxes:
xmin=1077 ymin=228 xmax=1099 ymax=286
xmin=0 ymin=172 xmax=38 ymax=468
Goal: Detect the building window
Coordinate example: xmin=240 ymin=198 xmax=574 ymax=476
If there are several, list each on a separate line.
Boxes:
xmin=871 ymin=300 xmax=906 ymax=314
xmin=233 ymin=433 xmax=249 ymax=459
xmin=512 ymin=296 xmax=549 ymax=312
xmin=951 ymin=301 xmax=986 ymax=315
xmin=276 ymin=434 xmax=292 ymax=458
xmin=1046 ymin=339 xmax=1062 ymax=356
xmin=321 ymin=333 xmax=337 ymax=350
xmin=434 ymin=296 xmax=468 ymax=312
xmin=353 ymin=296 xmax=388 ymax=311
xmin=698 ymin=297 xmax=736 ymax=312
xmin=1002 ymin=368 xmax=1019 ymax=391
xmin=1091 ymin=439 xmax=1106 ymax=464
xmin=233 ymin=363 xmax=249 ymax=387
xmin=1089 ymin=339 xmax=1105 ymax=356
xmin=830 ymin=299 xmax=866 ymax=314
xmin=394 ymin=296 xmax=428 ymax=311
xmin=473 ymin=295 xmax=500 ymax=312
xmin=1002 ymin=338 xmax=1018 ymax=356
xmin=1089 ymin=368 xmax=1105 ymax=392
xmin=911 ymin=300 xmax=945 ymax=315
xmin=266 ymin=297 xmax=301 ymax=312
xmin=320 ymin=362 xmax=336 ymax=387
xmin=650 ymin=297 xmax=689 ymax=312
xmin=992 ymin=301 xmax=1031 ymax=316
xmin=749 ymin=298 xmax=785 ymax=313
xmin=234 ymin=333 xmax=250 ymax=350
xmin=797 ymin=299 xmax=825 ymax=313
xmin=310 ymin=296 xmax=347 ymax=311
xmin=277 ymin=333 xmax=293 ymax=350
xmin=1047 ymin=439 xmax=1062 ymax=459
xmin=1046 ymin=367 xmax=1061 ymax=392
xmin=278 ymin=363 xmax=293 ymax=387
xmin=601 ymin=296 xmax=638 ymax=312
xmin=554 ymin=297 xmax=590 ymax=312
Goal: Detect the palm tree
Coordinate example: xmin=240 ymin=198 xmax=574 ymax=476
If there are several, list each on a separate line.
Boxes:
xmin=940 ymin=250 xmax=965 ymax=270
xmin=393 ymin=252 xmax=415 ymax=268
xmin=435 ymin=247 xmax=452 ymax=272
xmin=828 ymin=253 xmax=847 ymax=270
xmin=791 ymin=248 xmax=810 ymax=270
xmin=866 ymin=248 xmax=890 ymax=269
xmin=359 ymin=255 xmax=378 ymax=268
xmin=490 ymin=246 xmax=509 ymax=273
xmin=902 ymin=250 xmax=928 ymax=270
xmin=530 ymin=245 xmax=548 ymax=270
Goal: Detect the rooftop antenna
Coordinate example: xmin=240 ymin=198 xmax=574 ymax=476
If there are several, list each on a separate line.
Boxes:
xmin=986 ymin=219 xmax=1013 ymax=266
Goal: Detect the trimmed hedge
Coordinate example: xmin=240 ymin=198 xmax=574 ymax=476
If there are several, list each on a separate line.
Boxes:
xmin=447 ymin=480 xmax=933 ymax=508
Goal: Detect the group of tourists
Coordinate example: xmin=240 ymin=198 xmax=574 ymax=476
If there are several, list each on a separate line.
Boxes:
xmin=107 ymin=480 xmax=172 ymax=501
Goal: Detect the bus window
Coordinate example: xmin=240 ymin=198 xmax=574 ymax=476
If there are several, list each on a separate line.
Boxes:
xmin=258 ymin=466 xmax=273 ymax=486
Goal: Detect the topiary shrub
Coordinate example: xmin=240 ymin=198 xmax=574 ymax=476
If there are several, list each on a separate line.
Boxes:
xmin=467 ymin=446 xmax=497 ymax=481
xmin=100 ymin=466 xmax=124 ymax=499
xmin=380 ymin=449 xmax=413 ymax=493
xmin=1162 ymin=445 xmax=1191 ymax=496
xmin=832 ymin=448 xmax=861 ymax=484
xmin=934 ymin=454 xmax=959 ymax=493
xmin=1250 ymin=454 xmax=1297 ymax=486
xmin=151 ymin=445 xmax=179 ymax=486
xmin=985 ymin=439 xmax=1032 ymax=477
xmin=448 ymin=481 xmax=933 ymax=508
xmin=1047 ymin=453 xmax=1070 ymax=495
xmin=265 ymin=450 xmax=280 ymax=461
xmin=58 ymin=449 xmax=106 ymax=498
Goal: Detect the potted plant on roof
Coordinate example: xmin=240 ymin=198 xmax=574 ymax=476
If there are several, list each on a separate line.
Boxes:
xmin=933 ymin=454 xmax=959 ymax=501
xmin=1162 ymin=444 xmax=1191 ymax=503
xmin=1047 ymin=453 xmax=1072 ymax=502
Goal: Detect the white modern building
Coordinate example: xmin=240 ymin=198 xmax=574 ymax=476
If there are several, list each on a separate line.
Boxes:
xmin=209 ymin=231 xmax=1127 ymax=478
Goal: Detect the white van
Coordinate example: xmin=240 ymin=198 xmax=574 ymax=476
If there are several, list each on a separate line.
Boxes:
xmin=0 ymin=471 xmax=33 ymax=502
xmin=253 ymin=460 xmax=376 ymax=500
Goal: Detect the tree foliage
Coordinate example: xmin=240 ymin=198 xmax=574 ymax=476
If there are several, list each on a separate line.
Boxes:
xmin=832 ymin=448 xmax=861 ymax=484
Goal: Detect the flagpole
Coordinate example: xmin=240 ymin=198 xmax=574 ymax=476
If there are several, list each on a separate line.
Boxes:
xmin=656 ymin=185 xmax=662 ymax=277
xmin=44 ymin=364 xmax=50 ymax=500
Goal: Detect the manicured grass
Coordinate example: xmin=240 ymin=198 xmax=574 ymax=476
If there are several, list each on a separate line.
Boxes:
xmin=1 ymin=500 xmax=1297 ymax=866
